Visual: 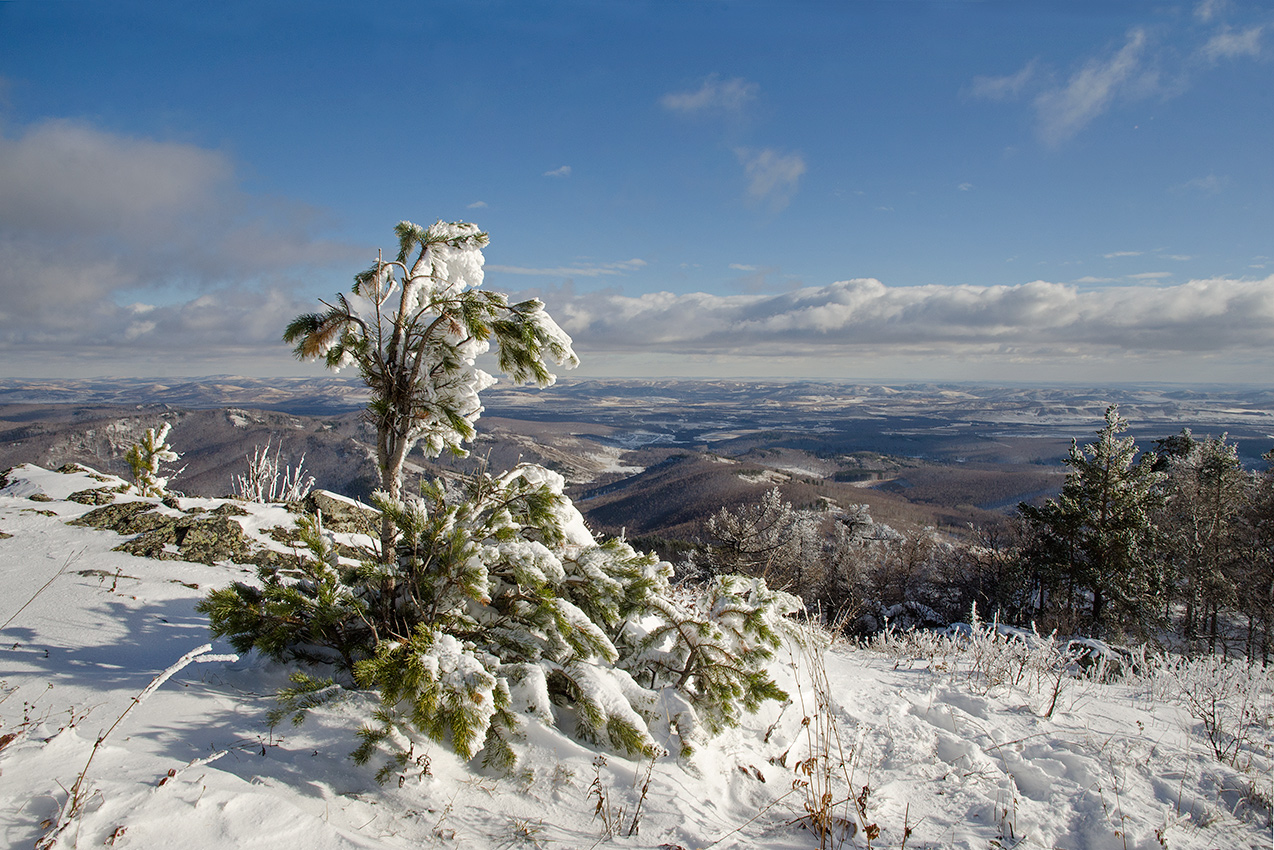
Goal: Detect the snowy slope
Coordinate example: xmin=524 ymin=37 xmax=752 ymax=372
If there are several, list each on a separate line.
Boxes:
xmin=1 ymin=464 xmax=1270 ymax=849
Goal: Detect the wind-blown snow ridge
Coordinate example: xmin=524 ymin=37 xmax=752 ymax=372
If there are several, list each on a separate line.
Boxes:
xmin=1 ymin=463 xmax=1268 ymax=849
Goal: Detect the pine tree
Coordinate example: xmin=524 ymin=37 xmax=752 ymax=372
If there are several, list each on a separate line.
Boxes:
xmin=124 ymin=423 xmax=180 ymax=497
xmin=1156 ymin=431 xmax=1251 ymax=646
xmin=203 ymin=217 xmax=798 ymax=774
xmin=1237 ymin=448 xmax=1274 ymax=661
xmin=632 ymin=574 xmax=799 ymax=744
xmin=1019 ymin=405 xmax=1164 ymax=637
xmin=283 ymin=220 xmax=577 ymax=553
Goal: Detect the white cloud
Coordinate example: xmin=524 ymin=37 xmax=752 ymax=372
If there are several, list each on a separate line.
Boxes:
xmin=660 ymin=75 xmax=758 ymax=114
xmin=1201 ymin=26 xmax=1264 ymax=60
xmin=1074 ymin=276 xmax=1119 ymax=284
xmin=1034 ymin=28 xmax=1150 ymax=146
xmin=976 ymin=10 xmax=1266 ymax=148
xmin=1195 ymin=0 xmax=1229 ymax=23
xmin=486 ymin=258 xmax=647 ymax=278
xmin=735 ymin=148 xmax=806 ymax=211
xmin=958 ymin=183 xmax=974 ymax=192
xmin=1174 ymin=174 xmax=1229 ymax=193
xmin=0 ymin=119 xmax=360 ymax=374
xmin=729 ymin=264 xmax=758 ymax=272
xmin=968 ymin=61 xmax=1037 ymax=101
xmin=1104 ymin=250 xmax=1144 ymax=259
xmin=533 ymin=276 xmax=1274 ymax=365
xmin=1128 ymin=272 xmax=1173 ymax=281
xmin=543 ymin=165 xmax=572 ymax=178
xmin=467 ymin=200 xmax=488 ymax=209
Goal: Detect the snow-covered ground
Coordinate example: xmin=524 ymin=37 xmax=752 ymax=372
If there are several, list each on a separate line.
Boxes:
xmin=2 ymin=464 xmax=1270 ymax=849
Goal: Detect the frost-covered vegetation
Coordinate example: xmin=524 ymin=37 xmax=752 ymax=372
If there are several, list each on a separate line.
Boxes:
xmin=201 ymin=220 xmax=798 ymax=775
xmin=689 ymin=406 xmax=1274 ymax=663
xmin=124 ymin=423 xmax=181 ymax=497
xmin=230 ymin=439 xmax=314 ymax=503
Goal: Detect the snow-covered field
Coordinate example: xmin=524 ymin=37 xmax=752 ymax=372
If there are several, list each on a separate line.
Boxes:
xmin=2 ymin=464 xmax=1271 ymax=849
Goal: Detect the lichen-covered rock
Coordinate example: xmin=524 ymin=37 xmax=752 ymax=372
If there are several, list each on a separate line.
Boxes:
xmin=210 ymin=502 xmax=249 ymax=517
xmin=69 ymin=501 xmax=158 ymax=532
xmin=173 ymin=515 xmax=254 ymax=564
xmin=67 ymin=488 xmax=118 ymax=506
xmin=266 ymin=525 xmax=301 ymax=546
xmin=70 ymin=498 xmax=261 ymax=565
xmin=303 ymin=490 xmax=379 ymax=533
xmin=115 ymin=514 xmax=254 ymax=565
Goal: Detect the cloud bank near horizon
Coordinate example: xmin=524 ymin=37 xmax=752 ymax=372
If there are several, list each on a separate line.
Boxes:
xmin=516 ymin=275 xmax=1274 ymax=380
xmin=0 ymin=118 xmax=1270 ymax=383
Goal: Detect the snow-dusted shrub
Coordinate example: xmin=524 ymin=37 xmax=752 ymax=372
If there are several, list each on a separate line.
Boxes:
xmin=634 ymin=575 xmax=800 ymax=740
xmin=870 ymin=607 xmax=1087 ymax=716
xmin=232 ymin=439 xmax=314 ymax=503
xmin=1154 ymin=653 xmax=1274 ymax=766
xmin=199 ymin=512 xmax=367 ymax=670
xmin=124 ymin=422 xmax=181 ymax=497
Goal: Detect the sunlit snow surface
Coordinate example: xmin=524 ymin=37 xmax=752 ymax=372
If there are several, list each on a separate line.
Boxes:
xmin=1 ymin=464 xmax=1270 ymax=849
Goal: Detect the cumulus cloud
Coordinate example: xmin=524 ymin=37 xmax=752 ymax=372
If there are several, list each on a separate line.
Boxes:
xmin=0 ymin=119 xmax=360 ymax=375
xmin=543 ymin=165 xmax=572 ymax=178
xmin=660 ymin=75 xmax=758 ymax=114
xmin=735 ymin=147 xmax=806 ymax=210
xmin=529 ymin=276 xmax=1274 ymax=364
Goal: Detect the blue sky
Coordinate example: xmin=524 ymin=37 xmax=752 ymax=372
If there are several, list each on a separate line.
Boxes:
xmin=1 ymin=0 xmax=1271 ymax=383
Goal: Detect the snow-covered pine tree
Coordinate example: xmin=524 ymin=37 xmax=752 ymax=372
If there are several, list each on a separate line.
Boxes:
xmin=1019 ymin=405 xmax=1165 ymax=637
xmin=283 ymin=219 xmax=577 ymax=554
xmin=125 ymin=423 xmax=180 ymax=497
xmin=202 ymin=218 xmax=797 ymax=774
xmin=1156 ymin=431 xmax=1251 ymax=645
xmin=199 ymin=511 xmax=370 ymax=670
xmin=632 ymin=575 xmax=799 ymax=748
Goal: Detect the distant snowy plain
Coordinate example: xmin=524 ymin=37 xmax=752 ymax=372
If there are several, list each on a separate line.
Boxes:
xmin=2 ymin=464 xmax=1270 ymax=849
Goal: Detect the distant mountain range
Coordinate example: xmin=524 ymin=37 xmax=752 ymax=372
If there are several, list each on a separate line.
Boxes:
xmin=3 ymin=376 xmax=1272 ymax=552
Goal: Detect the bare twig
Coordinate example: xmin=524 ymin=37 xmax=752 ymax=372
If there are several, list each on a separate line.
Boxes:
xmin=3 ymin=548 xmax=84 ymax=630
xmin=37 ymin=643 xmax=238 ymax=849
